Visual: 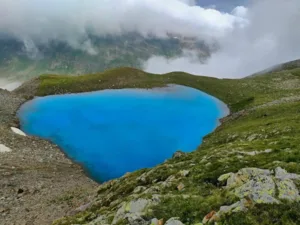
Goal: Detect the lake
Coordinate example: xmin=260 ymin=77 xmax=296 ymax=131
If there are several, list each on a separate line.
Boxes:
xmin=18 ymin=85 xmax=228 ymax=182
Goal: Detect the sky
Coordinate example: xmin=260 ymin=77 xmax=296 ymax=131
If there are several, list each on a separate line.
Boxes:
xmin=0 ymin=0 xmax=300 ymax=79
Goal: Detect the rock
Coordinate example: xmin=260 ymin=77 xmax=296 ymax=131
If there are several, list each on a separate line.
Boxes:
xmin=177 ymin=183 xmax=185 ymax=191
xmin=0 ymin=207 xmax=9 ymax=213
xmin=161 ymin=175 xmax=177 ymax=188
xmin=225 ymin=168 xmax=272 ymax=189
xmin=275 ymin=167 xmax=300 ymax=180
xmin=144 ymin=186 xmax=160 ymax=194
xmin=125 ymin=213 xmax=148 ymax=225
xmin=212 ymin=167 xmax=300 ymax=223
xmin=276 ymin=179 xmax=300 ymax=201
xmin=151 ymin=218 xmax=164 ymax=225
xmin=74 ymin=202 xmax=92 ymax=213
xmin=11 ymin=127 xmax=26 ymax=136
xmin=172 ymin=151 xmax=186 ymax=159
xmin=151 ymin=218 xmax=159 ymax=225
xmin=0 ymin=144 xmax=12 ymax=153
xmin=165 ymin=218 xmax=185 ymax=225
xmin=133 ymin=186 xmax=147 ymax=194
xmin=218 ymin=173 xmax=234 ymax=183
xmin=247 ymin=134 xmax=258 ymax=142
xmin=112 ymin=199 xmax=151 ymax=224
xmin=234 ymin=174 xmax=279 ymax=204
xmin=202 ymin=211 xmax=216 ymax=224
xmin=265 ymin=149 xmax=273 ymax=153
xmin=125 ymin=199 xmax=149 ymax=213
xmin=179 ymin=170 xmax=190 ymax=177
xmin=204 ymin=199 xmax=250 ymax=224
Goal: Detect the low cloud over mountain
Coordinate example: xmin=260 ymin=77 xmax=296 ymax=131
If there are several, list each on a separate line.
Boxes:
xmin=1 ymin=0 xmax=300 ymax=78
xmin=145 ymin=0 xmax=300 ymax=77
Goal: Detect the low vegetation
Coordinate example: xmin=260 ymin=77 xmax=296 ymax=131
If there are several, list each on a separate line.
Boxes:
xmin=15 ymin=66 xmax=300 ymax=224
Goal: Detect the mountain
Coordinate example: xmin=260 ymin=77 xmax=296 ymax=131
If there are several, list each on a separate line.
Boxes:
xmin=249 ymin=59 xmax=300 ymax=77
xmin=0 ymin=34 xmax=212 ymax=81
xmin=2 ymin=62 xmax=300 ymax=224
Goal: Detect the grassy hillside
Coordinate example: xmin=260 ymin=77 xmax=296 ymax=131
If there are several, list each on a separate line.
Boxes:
xmin=15 ymin=67 xmax=300 ymax=225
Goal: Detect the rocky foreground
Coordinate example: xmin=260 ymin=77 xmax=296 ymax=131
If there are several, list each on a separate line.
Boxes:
xmin=0 ymin=89 xmax=97 ymax=225
xmin=2 ymin=65 xmax=300 ymax=225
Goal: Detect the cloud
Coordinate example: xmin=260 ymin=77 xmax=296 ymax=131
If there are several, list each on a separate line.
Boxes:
xmin=145 ymin=0 xmax=300 ymax=77
xmin=1 ymin=0 xmax=299 ymax=78
xmin=0 ymin=79 xmax=22 ymax=91
xmin=0 ymin=0 xmax=245 ymax=48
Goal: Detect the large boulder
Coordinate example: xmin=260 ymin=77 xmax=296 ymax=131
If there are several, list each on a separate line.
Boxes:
xmin=112 ymin=198 xmax=155 ymax=225
xmin=203 ymin=167 xmax=300 ymax=224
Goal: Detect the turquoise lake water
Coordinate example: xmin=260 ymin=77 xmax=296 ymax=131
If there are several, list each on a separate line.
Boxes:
xmin=18 ymin=85 xmax=228 ymax=182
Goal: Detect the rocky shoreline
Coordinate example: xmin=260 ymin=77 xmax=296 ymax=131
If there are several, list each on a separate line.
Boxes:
xmin=0 ymin=89 xmax=97 ymax=225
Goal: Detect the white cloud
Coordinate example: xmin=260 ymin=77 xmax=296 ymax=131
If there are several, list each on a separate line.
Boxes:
xmin=0 ymin=79 xmax=22 ymax=91
xmin=1 ymin=0 xmax=299 ymax=78
xmin=0 ymin=0 xmax=246 ymax=46
xmin=145 ymin=0 xmax=300 ymax=77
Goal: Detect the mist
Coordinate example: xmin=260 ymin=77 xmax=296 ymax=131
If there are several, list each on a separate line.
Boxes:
xmin=0 ymin=79 xmax=22 ymax=91
xmin=0 ymin=0 xmax=300 ymax=78
xmin=0 ymin=0 xmax=245 ymax=45
xmin=145 ymin=0 xmax=300 ymax=77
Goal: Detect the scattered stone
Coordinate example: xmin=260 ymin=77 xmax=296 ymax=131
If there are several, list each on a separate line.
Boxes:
xmin=112 ymin=199 xmax=151 ymax=224
xmin=225 ymin=168 xmax=272 ymax=189
xmin=265 ymin=149 xmax=273 ymax=153
xmin=247 ymin=134 xmax=258 ymax=142
xmin=177 ymin=183 xmax=185 ymax=191
xmin=11 ymin=127 xmax=26 ymax=136
xmin=234 ymin=174 xmax=279 ymax=204
xmin=275 ymin=167 xmax=300 ymax=180
xmin=125 ymin=213 xmax=148 ymax=225
xmin=274 ymin=167 xmax=300 ymax=201
xmin=203 ymin=211 xmax=216 ymax=224
xmin=74 ymin=202 xmax=92 ymax=213
xmin=151 ymin=218 xmax=164 ymax=225
xmin=204 ymin=199 xmax=251 ymax=224
xmin=165 ymin=217 xmax=185 ymax=225
xmin=0 ymin=207 xmax=9 ymax=213
xmin=172 ymin=151 xmax=186 ymax=159
xmin=0 ymin=144 xmax=12 ymax=153
xmin=218 ymin=173 xmax=234 ymax=183
xmin=210 ymin=167 xmax=300 ymax=223
xmin=179 ymin=170 xmax=190 ymax=177
xmin=276 ymin=179 xmax=300 ymax=201
xmin=161 ymin=175 xmax=177 ymax=188
xmin=238 ymin=149 xmax=273 ymax=156
xmin=151 ymin=218 xmax=159 ymax=225
xmin=133 ymin=186 xmax=147 ymax=194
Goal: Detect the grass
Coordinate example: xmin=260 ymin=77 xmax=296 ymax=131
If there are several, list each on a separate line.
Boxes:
xmin=16 ymin=66 xmax=286 ymax=112
xmin=15 ymin=66 xmax=300 ymax=224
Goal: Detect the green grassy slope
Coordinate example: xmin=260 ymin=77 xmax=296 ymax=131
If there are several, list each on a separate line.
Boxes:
xmin=15 ymin=67 xmax=300 ymax=225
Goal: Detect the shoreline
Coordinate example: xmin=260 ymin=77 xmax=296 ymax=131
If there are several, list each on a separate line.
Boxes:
xmin=0 ymin=89 xmax=98 ymax=225
xmin=16 ymin=85 xmax=230 ymax=184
